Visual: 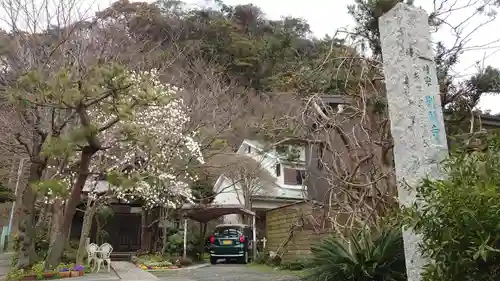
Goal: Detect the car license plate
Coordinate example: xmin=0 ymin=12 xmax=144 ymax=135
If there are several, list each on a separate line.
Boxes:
xmin=222 ymin=240 xmax=232 ymax=245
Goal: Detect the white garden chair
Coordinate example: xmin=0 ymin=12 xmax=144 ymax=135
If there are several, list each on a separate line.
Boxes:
xmin=86 ymin=243 xmax=98 ymax=269
xmin=96 ymin=243 xmax=113 ymax=272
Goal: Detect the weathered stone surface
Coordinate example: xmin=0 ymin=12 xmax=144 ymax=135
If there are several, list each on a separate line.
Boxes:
xmin=379 ymin=3 xmax=449 ymax=281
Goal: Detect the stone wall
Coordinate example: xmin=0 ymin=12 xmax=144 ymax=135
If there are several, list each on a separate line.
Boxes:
xmin=265 ymin=201 xmax=328 ymax=262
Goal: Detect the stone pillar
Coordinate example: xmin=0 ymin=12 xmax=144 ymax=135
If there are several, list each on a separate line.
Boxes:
xmin=379 ymin=3 xmax=449 ymax=281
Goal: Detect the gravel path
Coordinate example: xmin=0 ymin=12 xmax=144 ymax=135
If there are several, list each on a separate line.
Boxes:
xmin=153 ymin=264 xmax=301 ymax=281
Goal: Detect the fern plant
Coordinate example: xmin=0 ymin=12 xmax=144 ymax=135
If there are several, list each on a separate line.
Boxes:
xmin=304 ymin=228 xmax=406 ymax=281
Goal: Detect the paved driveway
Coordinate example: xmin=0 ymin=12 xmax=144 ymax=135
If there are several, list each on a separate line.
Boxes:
xmin=153 ymin=264 xmax=302 ymax=281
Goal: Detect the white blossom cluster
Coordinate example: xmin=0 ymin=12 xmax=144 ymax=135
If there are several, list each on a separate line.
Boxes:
xmin=31 ymin=69 xmax=203 ymax=209
xmin=39 ymin=164 xmax=75 ymax=204
xmin=90 ymin=68 xmax=204 ymax=209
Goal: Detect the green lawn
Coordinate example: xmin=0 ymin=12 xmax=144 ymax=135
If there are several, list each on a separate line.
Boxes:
xmin=246 ymin=263 xmax=308 ymax=277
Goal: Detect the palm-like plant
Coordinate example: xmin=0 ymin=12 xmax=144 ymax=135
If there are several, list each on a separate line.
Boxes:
xmin=304 ymin=228 xmax=406 ymax=281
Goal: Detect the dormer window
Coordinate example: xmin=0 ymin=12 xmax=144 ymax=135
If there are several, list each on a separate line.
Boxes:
xmin=247 ymin=145 xmax=251 ymax=153
xmin=276 ymin=163 xmax=281 ymax=177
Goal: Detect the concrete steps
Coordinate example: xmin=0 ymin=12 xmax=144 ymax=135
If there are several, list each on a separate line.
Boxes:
xmin=110 ymin=252 xmax=134 ymax=261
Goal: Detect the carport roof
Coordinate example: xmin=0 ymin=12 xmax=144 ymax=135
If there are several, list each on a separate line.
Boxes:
xmin=180 ymin=204 xmax=255 ymax=223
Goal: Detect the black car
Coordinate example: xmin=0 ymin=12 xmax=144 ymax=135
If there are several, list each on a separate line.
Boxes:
xmin=207 ymin=224 xmax=253 ymax=264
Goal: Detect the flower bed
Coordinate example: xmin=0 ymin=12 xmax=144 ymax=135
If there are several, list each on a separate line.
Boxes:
xmin=135 ymin=259 xmax=180 ymax=270
xmin=9 ymin=263 xmax=87 ymax=280
xmin=137 ymin=262 xmax=180 ymax=271
xmin=132 ymin=254 xmax=192 ymax=271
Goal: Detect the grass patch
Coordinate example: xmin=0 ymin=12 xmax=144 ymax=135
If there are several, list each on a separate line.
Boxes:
xmin=247 ymin=263 xmax=308 ymax=277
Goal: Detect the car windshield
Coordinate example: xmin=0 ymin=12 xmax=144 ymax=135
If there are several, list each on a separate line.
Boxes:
xmin=214 ymin=226 xmax=242 ymax=237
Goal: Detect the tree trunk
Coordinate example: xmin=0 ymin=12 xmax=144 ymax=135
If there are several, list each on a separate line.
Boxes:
xmin=45 ymin=147 xmax=96 ymax=268
xmin=49 ymin=200 xmax=63 ymax=246
xmin=17 ymin=161 xmax=45 ymax=268
xmin=159 ymin=207 xmax=170 ymax=254
xmin=96 ymin=217 xmax=102 ymax=245
xmin=140 ymin=209 xmax=150 ymax=252
xmin=66 ymin=218 xmax=73 ymax=247
xmin=244 ymin=196 xmax=252 ymax=225
xmin=76 ymin=203 xmax=97 ymax=265
xmin=198 ymin=222 xmax=207 ymax=261
xmin=35 ymin=203 xmax=49 ymax=230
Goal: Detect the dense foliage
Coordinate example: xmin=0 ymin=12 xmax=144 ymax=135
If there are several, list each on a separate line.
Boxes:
xmin=406 ymin=131 xmax=500 ymax=281
xmin=305 ymin=228 xmax=406 ymax=281
xmin=96 ymin=0 xmax=362 ymax=95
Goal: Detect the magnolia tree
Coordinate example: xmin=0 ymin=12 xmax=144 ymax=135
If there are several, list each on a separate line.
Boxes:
xmin=90 ymin=68 xmax=204 ymax=208
xmin=0 ymin=61 xmax=206 ymax=267
xmin=90 ymin=68 xmax=204 ymax=257
xmin=36 ymin=67 xmax=205 ymax=265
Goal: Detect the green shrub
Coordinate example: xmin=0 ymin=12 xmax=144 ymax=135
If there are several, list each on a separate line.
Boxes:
xmin=304 ymin=228 xmax=406 ymax=281
xmin=137 ymin=253 xmax=166 ymax=265
xmin=405 ymin=134 xmax=500 ymax=280
xmin=161 ymin=226 xmax=200 ymax=258
xmin=9 ymin=254 xmax=18 ymax=268
xmin=31 ymin=261 xmax=44 ymax=280
xmin=253 ymin=251 xmax=269 ymax=264
xmin=33 ymin=226 xmax=50 ymax=260
xmin=6 ymin=268 xmax=25 ymax=281
xmin=12 ymin=233 xmax=20 ymax=252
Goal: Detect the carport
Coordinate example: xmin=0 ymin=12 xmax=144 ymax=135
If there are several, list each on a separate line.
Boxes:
xmin=179 ymin=204 xmax=257 ymax=260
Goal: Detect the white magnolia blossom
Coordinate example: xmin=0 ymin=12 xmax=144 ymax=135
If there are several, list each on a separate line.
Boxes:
xmin=39 ymin=167 xmax=74 ymax=204
xmin=90 ymin=68 xmax=204 ymax=209
xmin=40 ymin=68 xmax=204 ymax=209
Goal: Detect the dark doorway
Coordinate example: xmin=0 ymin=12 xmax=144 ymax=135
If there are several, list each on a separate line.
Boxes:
xmin=101 ymin=213 xmax=141 ymax=252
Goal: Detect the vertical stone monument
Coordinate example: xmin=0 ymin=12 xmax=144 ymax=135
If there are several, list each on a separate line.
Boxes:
xmin=379 ymin=3 xmax=449 ymax=281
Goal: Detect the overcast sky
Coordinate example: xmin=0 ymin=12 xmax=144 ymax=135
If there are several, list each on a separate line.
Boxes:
xmin=1 ymin=0 xmax=499 ymax=113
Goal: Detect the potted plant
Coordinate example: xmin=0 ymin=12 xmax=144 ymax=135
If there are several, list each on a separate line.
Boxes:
xmin=84 ymin=266 xmax=92 ymax=274
xmin=71 ymin=265 xmax=85 ymax=277
xmin=42 ymin=271 xmax=57 ymax=279
xmin=77 ymin=265 xmax=85 ymax=276
xmin=59 ymin=268 xmax=71 ymax=278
